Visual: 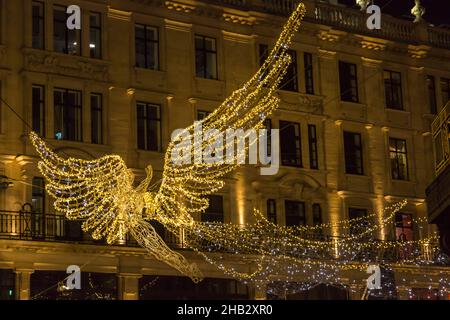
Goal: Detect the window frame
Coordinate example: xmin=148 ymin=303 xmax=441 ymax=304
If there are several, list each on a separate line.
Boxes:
xmin=53 ymin=88 xmax=83 ymax=142
xmin=32 ymin=84 xmax=45 ymax=137
xmin=389 ymin=138 xmax=409 ymax=181
xmin=339 ymin=61 xmax=359 ymax=103
xmin=136 ymin=102 xmax=162 ymax=152
xmin=203 ymin=195 xmax=224 ymax=223
xmin=135 ymin=24 xmax=160 ymax=70
xmin=304 ymin=52 xmax=314 ymax=95
xmin=195 ymin=35 xmax=218 ymax=80
xmin=308 ymin=124 xmax=318 ymax=170
xmin=384 ymin=70 xmax=404 ymax=110
xmin=90 ymin=93 xmax=103 ymax=145
xmin=53 ymin=5 xmax=81 ymax=55
xmin=267 ymin=199 xmax=277 ymax=225
xmin=32 ymin=1 xmax=45 ymax=49
xmin=441 ymin=77 xmax=450 ymax=107
xmin=279 ymin=49 xmax=298 ymax=92
xmin=343 ymin=131 xmax=364 ymax=175
xmin=280 ymin=120 xmax=302 ymax=168
xmin=285 ymin=200 xmax=306 ymax=227
xmin=427 ymin=75 xmax=437 ymax=114
xmin=89 ymin=12 xmax=102 ymax=59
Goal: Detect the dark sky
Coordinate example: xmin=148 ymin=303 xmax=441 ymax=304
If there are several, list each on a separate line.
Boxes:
xmin=337 ymin=0 xmax=450 ymax=26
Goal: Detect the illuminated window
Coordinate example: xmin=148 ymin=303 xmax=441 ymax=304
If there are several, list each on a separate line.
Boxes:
xmin=89 ymin=12 xmax=101 ymax=59
xmin=395 ymin=212 xmax=413 ymax=241
xmin=389 ymin=138 xmax=409 ymax=180
xmin=53 ymin=5 xmax=81 ymax=55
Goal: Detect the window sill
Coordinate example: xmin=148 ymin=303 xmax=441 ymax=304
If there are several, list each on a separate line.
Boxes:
xmin=339 ymin=100 xmax=367 ymax=108
xmin=386 ymin=108 xmax=409 ymax=114
xmin=136 ymin=149 xmax=164 ymax=156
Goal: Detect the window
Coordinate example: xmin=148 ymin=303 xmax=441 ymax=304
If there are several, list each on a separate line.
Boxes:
xmin=344 ymin=131 xmax=364 ymax=175
xmin=308 ymin=124 xmax=318 ymax=169
xmin=32 ymin=1 xmax=45 ymax=49
xmin=203 ymin=195 xmax=224 ymax=223
xmin=259 ymin=44 xmax=269 ymax=67
xmin=280 ymin=121 xmax=302 ymax=167
xmin=304 ymin=52 xmax=314 ymax=94
xmin=137 ymin=102 xmax=161 ymax=152
xmin=389 ymin=138 xmax=408 ymax=181
xmin=427 ymin=75 xmax=437 ymax=114
xmin=339 ymin=61 xmax=359 ymax=102
xmin=89 ymin=12 xmax=102 ymax=59
xmin=395 ymin=212 xmax=413 ymax=241
xmin=285 ymin=201 xmax=306 ymax=226
xmin=32 ymin=177 xmax=45 ymax=214
xmin=0 ymin=270 xmax=14 ymax=300
xmin=267 ymin=199 xmax=277 ymax=225
xmin=441 ymin=78 xmax=450 ymax=106
xmin=53 ymin=5 xmax=81 ymax=55
xmin=280 ymin=50 xmax=298 ymax=92
xmin=348 ymin=208 xmax=367 ymax=235
xmin=91 ymin=93 xmax=102 ymax=144
xmin=384 ymin=70 xmax=403 ymax=110
xmin=264 ymin=118 xmax=272 ymax=157
xmin=32 ymin=85 xmax=45 ymax=136
xmin=312 ymin=204 xmax=322 ymax=226
xmin=54 ymin=88 xmax=82 ymax=141
xmin=197 ymin=110 xmax=211 ymax=121
xmin=135 ymin=24 xmax=159 ymax=70
xmin=195 ymin=35 xmax=218 ymax=80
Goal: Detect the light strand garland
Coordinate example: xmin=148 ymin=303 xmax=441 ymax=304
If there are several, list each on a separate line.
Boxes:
xmin=29 ymin=1 xmax=450 ymax=297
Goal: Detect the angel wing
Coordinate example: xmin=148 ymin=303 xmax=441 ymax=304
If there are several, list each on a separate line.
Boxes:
xmin=29 ymin=132 xmax=203 ymax=282
xmin=153 ymin=3 xmax=306 ymax=229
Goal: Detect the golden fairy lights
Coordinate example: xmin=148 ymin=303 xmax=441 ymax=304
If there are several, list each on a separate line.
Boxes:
xmin=28 ymin=1 xmax=447 ymax=294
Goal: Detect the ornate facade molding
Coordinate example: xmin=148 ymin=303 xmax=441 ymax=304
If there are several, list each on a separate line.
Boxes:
xmin=165 ymin=1 xmax=196 ymax=13
xmin=23 ymin=49 xmax=110 ymax=82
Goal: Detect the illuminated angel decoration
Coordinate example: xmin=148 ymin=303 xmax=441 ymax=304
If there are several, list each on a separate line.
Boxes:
xmin=29 ymin=3 xmax=307 ymax=283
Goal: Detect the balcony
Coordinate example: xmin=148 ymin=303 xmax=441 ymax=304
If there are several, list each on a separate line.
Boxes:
xmin=0 ymin=209 xmax=183 ymax=248
xmin=426 ymin=101 xmax=450 ymax=255
xmin=202 ymin=0 xmax=450 ymax=49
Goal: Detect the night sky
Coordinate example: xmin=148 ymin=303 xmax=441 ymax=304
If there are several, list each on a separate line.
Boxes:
xmin=336 ymin=0 xmax=450 ymax=26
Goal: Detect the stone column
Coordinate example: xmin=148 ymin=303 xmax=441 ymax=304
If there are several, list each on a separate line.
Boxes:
xmin=15 ymin=269 xmax=34 ymax=300
xmin=118 ymin=273 xmax=142 ymax=300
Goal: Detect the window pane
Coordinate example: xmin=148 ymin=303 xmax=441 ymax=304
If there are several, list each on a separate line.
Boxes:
xmin=344 ymin=131 xmax=363 ymax=175
xmin=280 ymin=121 xmax=302 ymax=167
xmin=203 ymin=195 xmax=224 ymax=223
xmin=53 ymin=88 xmax=82 ymax=141
xmin=285 ymin=201 xmax=306 ymax=227
xmin=32 ymin=85 xmax=45 ymax=136
xmin=339 ymin=62 xmax=359 ymax=102
xmin=195 ymin=35 xmax=217 ymax=79
xmin=32 ymin=1 xmax=45 ymax=49
xmin=89 ymin=12 xmax=101 ymax=59
xmin=91 ymin=94 xmax=102 ymax=144
xmin=427 ymin=75 xmax=437 ymax=114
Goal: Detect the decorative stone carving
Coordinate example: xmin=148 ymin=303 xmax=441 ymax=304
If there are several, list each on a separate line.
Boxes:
xmin=223 ymin=13 xmax=256 ymax=26
xmin=165 ymin=1 xmax=196 ymax=13
xmin=24 ymin=50 xmax=109 ymax=81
